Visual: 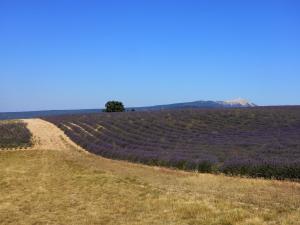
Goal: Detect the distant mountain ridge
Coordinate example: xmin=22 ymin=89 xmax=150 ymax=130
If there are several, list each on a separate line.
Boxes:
xmin=134 ymin=98 xmax=256 ymax=111
xmin=218 ymin=98 xmax=257 ymax=107
xmin=0 ymin=109 xmax=100 ymax=120
xmin=0 ymin=98 xmax=256 ymax=120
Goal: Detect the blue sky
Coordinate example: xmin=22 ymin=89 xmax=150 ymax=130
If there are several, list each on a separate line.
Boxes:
xmin=1 ymin=0 xmax=300 ymax=112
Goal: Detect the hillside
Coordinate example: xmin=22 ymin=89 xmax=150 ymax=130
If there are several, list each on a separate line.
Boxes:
xmin=0 ymin=118 xmax=300 ymax=225
xmin=45 ymin=106 xmax=300 ymax=179
xmin=0 ymin=109 xmax=100 ymax=120
xmin=134 ymin=98 xmax=256 ymax=111
xmin=0 ymin=98 xmax=255 ymax=120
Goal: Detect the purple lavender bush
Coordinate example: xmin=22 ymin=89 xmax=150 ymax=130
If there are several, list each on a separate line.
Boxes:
xmin=44 ymin=106 xmax=300 ymax=180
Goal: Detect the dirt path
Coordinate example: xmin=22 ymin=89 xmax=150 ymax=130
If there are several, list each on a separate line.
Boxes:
xmin=23 ymin=119 xmax=84 ymax=151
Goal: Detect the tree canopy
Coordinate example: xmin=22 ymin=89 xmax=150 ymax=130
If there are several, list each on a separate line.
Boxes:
xmin=104 ymin=101 xmax=125 ymax=112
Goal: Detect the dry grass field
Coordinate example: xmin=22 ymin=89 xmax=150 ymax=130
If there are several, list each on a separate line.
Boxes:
xmin=0 ymin=119 xmax=300 ymax=225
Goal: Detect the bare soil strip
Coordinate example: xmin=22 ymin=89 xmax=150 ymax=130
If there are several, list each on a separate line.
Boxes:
xmin=22 ymin=119 xmax=85 ymax=151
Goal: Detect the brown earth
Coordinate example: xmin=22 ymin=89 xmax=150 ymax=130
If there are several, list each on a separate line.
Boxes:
xmin=1 ymin=118 xmax=300 ymax=225
xmin=22 ymin=119 xmax=83 ymax=151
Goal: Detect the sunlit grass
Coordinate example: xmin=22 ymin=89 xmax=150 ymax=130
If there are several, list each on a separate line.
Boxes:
xmin=0 ymin=148 xmax=299 ymax=225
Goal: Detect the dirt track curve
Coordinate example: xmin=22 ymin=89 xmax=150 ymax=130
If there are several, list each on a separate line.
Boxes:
xmin=23 ymin=118 xmax=84 ymax=151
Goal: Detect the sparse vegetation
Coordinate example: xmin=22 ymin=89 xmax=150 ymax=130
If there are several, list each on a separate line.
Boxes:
xmin=1 ymin=142 xmax=300 ymax=225
xmin=0 ymin=120 xmax=32 ymax=149
xmin=45 ymin=106 xmax=300 ymax=179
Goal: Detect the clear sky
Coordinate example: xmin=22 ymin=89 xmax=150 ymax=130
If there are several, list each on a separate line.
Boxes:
xmin=1 ymin=0 xmax=300 ymax=112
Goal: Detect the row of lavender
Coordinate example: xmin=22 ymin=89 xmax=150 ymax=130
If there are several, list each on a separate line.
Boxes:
xmin=44 ymin=107 xmax=300 ymax=179
xmin=0 ymin=120 xmax=32 ymax=149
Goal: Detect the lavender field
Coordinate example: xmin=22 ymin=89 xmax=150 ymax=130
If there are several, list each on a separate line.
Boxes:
xmin=0 ymin=120 xmax=32 ymax=149
xmin=45 ymin=107 xmax=300 ymax=179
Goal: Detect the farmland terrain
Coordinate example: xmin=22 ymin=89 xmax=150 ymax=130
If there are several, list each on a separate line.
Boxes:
xmin=0 ymin=118 xmax=300 ymax=225
xmin=45 ymin=107 xmax=300 ymax=179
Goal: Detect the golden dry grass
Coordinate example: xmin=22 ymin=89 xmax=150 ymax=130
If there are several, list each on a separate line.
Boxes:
xmin=0 ymin=119 xmax=300 ymax=225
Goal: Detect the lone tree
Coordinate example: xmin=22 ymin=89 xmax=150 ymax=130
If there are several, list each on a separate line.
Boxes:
xmin=104 ymin=101 xmax=125 ymax=112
